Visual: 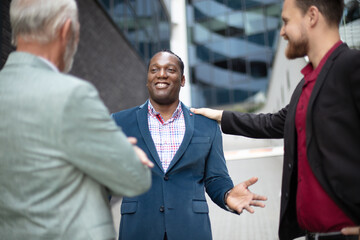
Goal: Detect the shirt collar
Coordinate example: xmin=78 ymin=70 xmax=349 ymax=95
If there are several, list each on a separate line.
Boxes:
xmin=38 ymin=56 xmax=59 ymax=72
xmin=148 ymin=100 xmax=183 ymax=122
xmin=301 ymin=41 xmax=342 ymax=82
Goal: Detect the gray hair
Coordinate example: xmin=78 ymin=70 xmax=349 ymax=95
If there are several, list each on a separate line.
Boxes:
xmin=10 ymin=0 xmax=79 ymax=46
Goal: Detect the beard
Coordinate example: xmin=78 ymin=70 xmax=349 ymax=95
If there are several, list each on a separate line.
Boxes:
xmin=62 ymin=32 xmax=78 ymax=73
xmin=285 ymin=28 xmax=309 ymax=59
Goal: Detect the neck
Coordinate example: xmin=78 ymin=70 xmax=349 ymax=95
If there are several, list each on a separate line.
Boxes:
xmin=16 ymin=38 xmax=64 ymax=71
xmin=307 ymin=28 xmax=340 ymax=69
xmin=150 ymin=99 xmax=180 ymax=122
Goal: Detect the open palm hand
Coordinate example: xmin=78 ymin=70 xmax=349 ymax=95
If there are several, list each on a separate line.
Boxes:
xmin=226 ymin=177 xmax=267 ymax=214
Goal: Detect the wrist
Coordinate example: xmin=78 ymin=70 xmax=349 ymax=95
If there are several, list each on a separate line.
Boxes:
xmin=224 ymin=189 xmax=232 ymax=205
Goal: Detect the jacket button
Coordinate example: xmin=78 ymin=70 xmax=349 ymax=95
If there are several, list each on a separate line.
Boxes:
xmin=159 ymin=206 xmax=165 ymax=212
xmin=164 ymin=175 xmax=169 ymax=181
xmin=288 ymin=163 xmax=292 ymax=169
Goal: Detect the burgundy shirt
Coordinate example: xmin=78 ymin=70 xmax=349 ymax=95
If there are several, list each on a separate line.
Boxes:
xmin=295 ymin=41 xmax=355 ymax=232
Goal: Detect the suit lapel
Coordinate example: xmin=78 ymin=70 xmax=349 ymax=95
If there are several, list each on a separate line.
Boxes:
xmin=166 ymin=103 xmax=194 ymax=173
xmin=306 ymin=43 xmax=347 ymax=148
xmin=136 ymin=102 xmax=163 ymax=171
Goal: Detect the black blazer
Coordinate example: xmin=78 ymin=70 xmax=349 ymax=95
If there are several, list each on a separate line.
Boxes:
xmin=221 ymin=43 xmax=360 ymax=240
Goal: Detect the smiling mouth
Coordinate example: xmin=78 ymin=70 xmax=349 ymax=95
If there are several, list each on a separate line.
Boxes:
xmin=155 ymin=82 xmax=169 ymax=89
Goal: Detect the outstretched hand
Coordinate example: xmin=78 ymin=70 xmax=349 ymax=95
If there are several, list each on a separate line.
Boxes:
xmin=226 ymin=177 xmax=267 ymax=214
xmin=190 ymin=108 xmax=224 ymax=123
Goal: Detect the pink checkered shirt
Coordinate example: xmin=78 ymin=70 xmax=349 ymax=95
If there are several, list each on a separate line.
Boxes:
xmin=148 ymin=101 xmax=185 ymax=172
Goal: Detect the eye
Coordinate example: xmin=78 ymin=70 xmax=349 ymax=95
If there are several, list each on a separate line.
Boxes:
xmin=167 ymin=68 xmax=176 ymax=73
xmin=150 ymin=68 xmax=158 ymax=73
xmin=282 ymin=18 xmax=288 ymax=25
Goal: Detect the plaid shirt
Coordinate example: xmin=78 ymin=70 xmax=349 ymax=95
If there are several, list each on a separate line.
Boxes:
xmin=148 ymin=101 xmax=185 ymax=172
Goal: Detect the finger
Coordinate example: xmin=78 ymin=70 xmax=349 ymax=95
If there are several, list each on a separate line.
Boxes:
xmin=141 ymin=158 xmax=154 ymax=168
xmin=243 ymin=177 xmax=258 ymax=188
xmin=127 ymin=137 xmax=137 ymax=145
xmin=252 ymin=194 xmax=268 ymax=201
xmin=235 ymin=208 xmax=243 ymax=215
xmin=190 ymin=107 xmax=205 ymax=114
xmin=341 ymin=227 xmax=360 ymax=235
xmin=250 ymin=201 xmax=266 ymax=208
xmin=138 ymin=151 xmax=153 ymax=168
xmin=244 ymin=205 xmax=254 ymax=214
xmin=134 ymin=146 xmax=154 ymax=168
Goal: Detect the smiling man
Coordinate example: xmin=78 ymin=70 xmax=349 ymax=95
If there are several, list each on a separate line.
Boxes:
xmin=111 ymin=50 xmax=267 ymax=240
xmin=191 ymin=0 xmax=360 ymax=239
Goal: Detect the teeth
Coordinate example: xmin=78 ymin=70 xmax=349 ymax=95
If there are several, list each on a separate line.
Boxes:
xmin=156 ymin=83 xmax=168 ymax=88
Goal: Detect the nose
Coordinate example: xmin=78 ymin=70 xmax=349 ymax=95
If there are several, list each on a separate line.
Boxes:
xmin=280 ymin=25 xmax=285 ymax=37
xmin=158 ymin=68 xmax=167 ymax=78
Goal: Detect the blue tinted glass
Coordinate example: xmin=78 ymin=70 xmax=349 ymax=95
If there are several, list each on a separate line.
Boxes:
xmin=194 ymin=7 xmax=209 ymax=21
xmin=215 ymin=88 xmax=231 ymax=105
xmin=245 ymin=8 xmax=265 ymax=35
xmin=267 ymin=29 xmax=277 ymax=47
xmin=196 ymin=45 xmax=211 ymax=62
xmin=248 ymin=32 xmax=265 ymax=46
xmin=244 ymin=0 xmax=262 ymax=9
xmin=203 ymin=87 xmax=216 ymax=106
xmin=234 ymin=89 xmax=255 ymax=102
xmin=96 ymin=0 xmax=170 ymax=63
xmin=250 ymin=61 xmax=267 ymax=78
xmin=188 ymin=0 xmax=283 ymax=107
xmin=222 ymin=0 xmax=242 ymax=10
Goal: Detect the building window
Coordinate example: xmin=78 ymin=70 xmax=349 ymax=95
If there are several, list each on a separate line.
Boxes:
xmin=97 ymin=0 xmax=171 ymax=63
xmin=187 ymin=0 xmax=282 ymax=107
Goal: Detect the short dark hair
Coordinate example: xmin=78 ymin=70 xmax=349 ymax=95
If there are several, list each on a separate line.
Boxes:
xmin=148 ymin=49 xmax=184 ymax=76
xmin=294 ymin=0 xmax=344 ymax=26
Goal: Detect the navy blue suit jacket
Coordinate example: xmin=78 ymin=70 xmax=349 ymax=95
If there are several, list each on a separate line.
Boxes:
xmin=112 ymin=101 xmax=234 ymax=240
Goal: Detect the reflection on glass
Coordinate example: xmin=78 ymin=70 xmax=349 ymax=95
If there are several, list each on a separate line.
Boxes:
xmin=344 ymin=0 xmax=360 ymax=23
xmin=97 ymin=0 xmax=170 ymax=63
xmin=187 ymin=0 xmax=283 ymax=107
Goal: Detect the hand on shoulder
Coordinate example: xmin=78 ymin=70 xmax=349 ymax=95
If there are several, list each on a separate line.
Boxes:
xmin=190 ymin=108 xmax=224 ymax=123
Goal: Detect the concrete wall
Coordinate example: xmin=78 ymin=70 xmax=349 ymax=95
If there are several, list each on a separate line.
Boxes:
xmin=0 ymin=0 xmax=148 ymax=113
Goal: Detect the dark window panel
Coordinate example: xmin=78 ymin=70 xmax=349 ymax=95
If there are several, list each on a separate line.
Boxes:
xmin=250 ymin=61 xmax=267 ymax=78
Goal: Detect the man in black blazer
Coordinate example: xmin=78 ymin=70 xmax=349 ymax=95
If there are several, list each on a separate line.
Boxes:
xmin=192 ymin=0 xmax=360 ymax=239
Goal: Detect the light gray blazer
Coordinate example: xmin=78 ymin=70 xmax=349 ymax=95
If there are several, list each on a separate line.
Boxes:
xmin=0 ymin=52 xmax=151 ymax=240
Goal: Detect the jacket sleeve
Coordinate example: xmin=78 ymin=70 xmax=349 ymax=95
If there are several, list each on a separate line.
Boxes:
xmin=221 ymin=106 xmax=288 ymax=139
xmin=60 ymin=82 xmax=151 ymax=197
xmin=204 ymin=122 xmax=234 ymax=211
xmin=349 ymin=50 xmax=360 ymax=114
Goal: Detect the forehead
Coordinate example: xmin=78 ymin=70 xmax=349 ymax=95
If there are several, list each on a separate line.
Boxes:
xmin=149 ymin=52 xmax=179 ymax=67
xmin=282 ymin=0 xmax=299 ymax=17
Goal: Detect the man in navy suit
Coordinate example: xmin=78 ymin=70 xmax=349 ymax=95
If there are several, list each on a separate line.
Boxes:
xmin=111 ymin=50 xmax=267 ymax=240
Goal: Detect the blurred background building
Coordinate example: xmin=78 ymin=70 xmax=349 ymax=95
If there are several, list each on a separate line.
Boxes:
xmin=1 ymin=0 xmax=359 ymax=112
xmin=97 ymin=0 xmax=171 ymax=63
xmin=186 ymin=0 xmax=283 ymax=108
xmin=0 ymin=0 xmax=171 ymax=113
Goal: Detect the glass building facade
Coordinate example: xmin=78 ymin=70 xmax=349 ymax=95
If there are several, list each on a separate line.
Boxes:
xmin=341 ymin=0 xmax=360 ymax=49
xmin=186 ymin=0 xmax=283 ymax=107
xmin=97 ymin=0 xmax=171 ymax=63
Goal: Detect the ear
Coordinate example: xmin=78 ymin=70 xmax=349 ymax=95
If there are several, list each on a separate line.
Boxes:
xmin=59 ymin=19 xmax=73 ymax=42
xmin=307 ymin=6 xmax=319 ymax=27
xmin=181 ymin=75 xmax=185 ymax=87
